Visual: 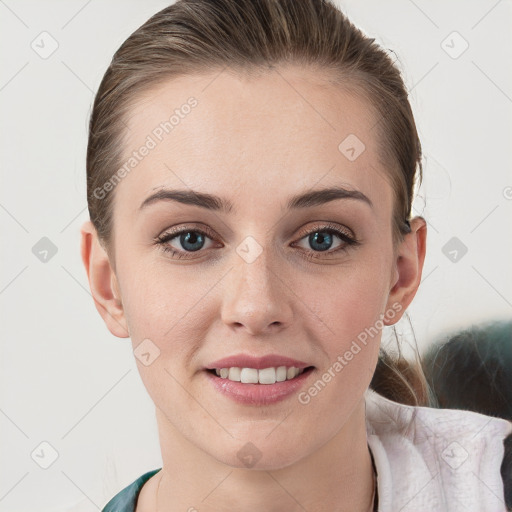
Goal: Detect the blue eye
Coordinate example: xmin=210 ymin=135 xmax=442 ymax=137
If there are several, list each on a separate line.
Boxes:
xmin=292 ymin=223 xmax=361 ymax=260
xmin=299 ymin=229 xmax=346 ymax=252
xmin=154 ymin=226 xmax=216 ymax=259
xmin=154 ymin=222 xmax=360 ymax=260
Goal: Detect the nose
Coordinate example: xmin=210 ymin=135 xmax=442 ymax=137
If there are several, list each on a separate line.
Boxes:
xmin=220 ymin=243 xmax=293 ymax=336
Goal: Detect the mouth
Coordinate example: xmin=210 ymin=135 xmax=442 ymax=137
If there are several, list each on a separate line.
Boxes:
xmin=204 ymin=365 xmax=316 ymax=405
xmin=205 ymin=365 xmax=316 ymax=384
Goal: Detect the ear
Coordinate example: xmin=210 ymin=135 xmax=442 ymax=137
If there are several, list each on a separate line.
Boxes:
xmin=383 ymin=216 xmax=427 ymax=325
xmin=80 ymin=220 xmax=129 ymax=338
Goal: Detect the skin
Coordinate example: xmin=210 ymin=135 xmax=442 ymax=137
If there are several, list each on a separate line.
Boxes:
xmin=81 ymin=65 xmax=426 ymax=512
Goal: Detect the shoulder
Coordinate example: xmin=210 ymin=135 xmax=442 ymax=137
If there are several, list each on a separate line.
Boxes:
xmin=365 ymin=389 xmax=512 ymax=511
xmin=101 ymin=468 xmax=162 ymax=512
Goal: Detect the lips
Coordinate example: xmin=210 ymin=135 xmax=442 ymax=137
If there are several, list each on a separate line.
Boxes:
xmin=204 ymin=353 xmax=313 ymax=370
xmin=204 ymin=365 xmax=316 ymax=405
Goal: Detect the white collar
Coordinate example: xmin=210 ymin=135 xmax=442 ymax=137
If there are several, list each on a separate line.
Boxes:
xmin=364 ymin=388 xmax=512 ymax=512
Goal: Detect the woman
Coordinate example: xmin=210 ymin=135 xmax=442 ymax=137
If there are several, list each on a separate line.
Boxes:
xmin=80 ymin=0 xmax=512 ymax=510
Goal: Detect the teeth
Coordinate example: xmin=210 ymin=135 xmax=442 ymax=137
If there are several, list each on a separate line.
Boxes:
xmin=213 ymin=366 xmax=305 ymax=384
xmin=228 ymin=367 xmax=241 ymax=381
xmin=276 ymin=366 xmax=287 ymax=382
xmin=286 ymin=367 xmax=297 ymax=380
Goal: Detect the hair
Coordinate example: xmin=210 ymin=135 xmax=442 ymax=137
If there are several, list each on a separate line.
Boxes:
xmin=86 ymin=0 xmax=433 ymax=407
xmin=422 ymin=320 xmax=512 ymax=419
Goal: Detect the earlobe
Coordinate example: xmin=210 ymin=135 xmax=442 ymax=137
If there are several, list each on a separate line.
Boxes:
xmin=384 ymin=216 xmax=427 ymax=326
xmin=80 ymin=220 xmax=130 ymax=338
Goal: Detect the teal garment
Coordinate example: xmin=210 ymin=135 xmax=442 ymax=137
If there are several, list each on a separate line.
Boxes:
xmin=102 ymin=468 xmax=162 ymax=512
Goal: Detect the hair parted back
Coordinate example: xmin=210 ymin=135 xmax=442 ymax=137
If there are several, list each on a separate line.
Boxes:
xmin=86 ymin=0 xmax=432 ymax=407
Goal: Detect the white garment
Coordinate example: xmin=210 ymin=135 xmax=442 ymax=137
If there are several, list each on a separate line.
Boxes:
xmin=365 ymin=388 xmax=512 ymax=512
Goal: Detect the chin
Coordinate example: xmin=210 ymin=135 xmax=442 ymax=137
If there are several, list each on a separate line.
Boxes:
xmin=207 ymin=436 xmax=310 ymax=471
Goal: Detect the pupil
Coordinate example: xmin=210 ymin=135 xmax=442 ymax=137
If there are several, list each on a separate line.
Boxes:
xmin=182 ymin=231 xmax=204 ymax=252
xmin=311 ymin=231 xmax=332 ymax=252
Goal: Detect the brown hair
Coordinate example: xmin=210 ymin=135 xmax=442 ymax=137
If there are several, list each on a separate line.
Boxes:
xmin=86 ymin=0 xmax=432 ymax=407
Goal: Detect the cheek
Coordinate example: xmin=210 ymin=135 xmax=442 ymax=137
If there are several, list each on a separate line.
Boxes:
xmin=303 ymin=257 xmax=391 ymax=377
xmin=298 ymin=278 xmax=386 ymax=414
xmin=310 ymin=253 xmax=391 ymax=327
xmin=118 ymin=257 xmax=197 ymax=334
xmin=118 ymin=266 xmax=209 ymax=404
xmin=317 ymin=283 xmax=385 ymax=362
xmin=119 ymin=264 xmax=219 ymax=387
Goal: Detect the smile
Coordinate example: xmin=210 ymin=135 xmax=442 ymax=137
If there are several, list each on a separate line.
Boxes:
xmin=204 ymin=366 xmax=316 ymax=405
xmin=209 ymin=366 xmax=309 ymax=384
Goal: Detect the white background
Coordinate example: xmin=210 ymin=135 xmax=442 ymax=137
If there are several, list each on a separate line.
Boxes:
xmin=1 ymin=0 xmax=511 ymax=510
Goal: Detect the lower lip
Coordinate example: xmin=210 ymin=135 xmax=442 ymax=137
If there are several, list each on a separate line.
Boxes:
xmin=204 ymin=367 xmax=315 ymax=405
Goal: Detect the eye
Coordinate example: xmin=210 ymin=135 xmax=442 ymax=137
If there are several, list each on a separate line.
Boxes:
xmin=153 ymin=225 xmax=218 ymax=259
xmin=292 ymin=222 xmax=360 ymax=259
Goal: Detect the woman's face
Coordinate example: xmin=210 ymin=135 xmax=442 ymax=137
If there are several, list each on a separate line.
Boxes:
xmin=105 ymin=66 xmax=408 ymax=468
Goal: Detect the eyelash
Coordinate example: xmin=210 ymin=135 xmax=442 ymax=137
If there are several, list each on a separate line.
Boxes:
xmin=153 ymin=222 xmax=361 ymax=261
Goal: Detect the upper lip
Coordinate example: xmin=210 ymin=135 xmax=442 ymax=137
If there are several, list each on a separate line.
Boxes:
xmin=205 ymin=354 xmax=313 ymax=370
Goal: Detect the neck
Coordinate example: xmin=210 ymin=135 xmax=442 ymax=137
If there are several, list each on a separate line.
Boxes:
xmin=145 ymin=396 xmax=375 ymax=512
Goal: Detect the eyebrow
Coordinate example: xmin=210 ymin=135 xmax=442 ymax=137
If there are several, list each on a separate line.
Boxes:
xmin=138 ymin=186 xmax=373 ymax=214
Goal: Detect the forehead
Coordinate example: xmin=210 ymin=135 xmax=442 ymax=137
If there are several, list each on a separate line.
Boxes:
xmin=115 ymin=66 xmax=392 ymax=218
